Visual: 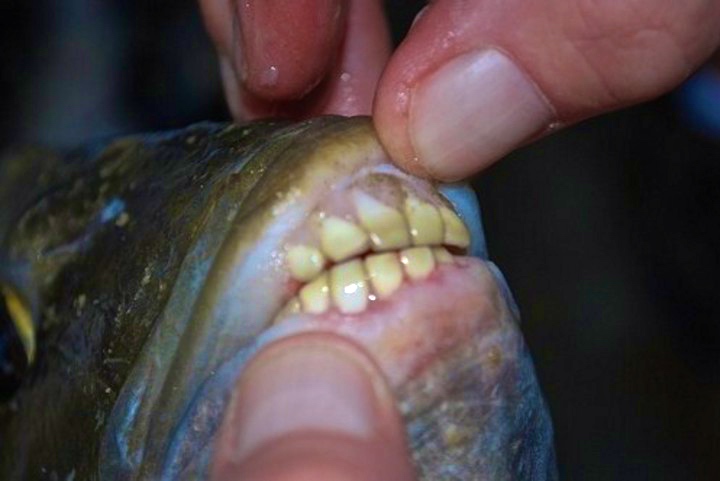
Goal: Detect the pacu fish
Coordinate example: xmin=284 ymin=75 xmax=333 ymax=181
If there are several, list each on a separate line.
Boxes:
xmin=0 ymin=116 xmax=556 ymax=479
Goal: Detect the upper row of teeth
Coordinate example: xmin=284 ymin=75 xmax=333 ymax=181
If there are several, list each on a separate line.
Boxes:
xmin=286 ymin=191 xmax=471 ymax=283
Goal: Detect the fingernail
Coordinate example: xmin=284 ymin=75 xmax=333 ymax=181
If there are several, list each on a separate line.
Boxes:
xmin=409 ymin=49 xmax=554 ymax=180
xmin=230 ymin=338 xmax=390 ymax=460
xmin=235 ymin=0 xmax=346 ymax=100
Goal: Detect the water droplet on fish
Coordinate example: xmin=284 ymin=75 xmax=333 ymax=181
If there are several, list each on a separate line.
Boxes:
xmin=340 ymin=72 xmax=351 ymax=83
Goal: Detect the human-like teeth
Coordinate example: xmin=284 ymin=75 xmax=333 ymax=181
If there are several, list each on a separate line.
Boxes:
xmin=330 ymin=259 xmax=369 ymax=314
xmin=287 ymin=248 xmax=458 ymax=316
xmin=353 ymin=191 xmax=410 ymax=251
xmin=439 ymin=207 xmax=470 ymax=248
xmin=277 ymin=297 xmax=301 ymax=319
xmin=320 ymin=216 xmax=370 ymax=262
xmin=365 ymin=253 xmax=403 ymax=299
xmin=400 ymin=247 xmax=436 ymax=280
xmin=299 ymin=273 xmax=330 ymax=314
xmin=404 ymin=196 xmax=444 ymax=246
xmin=433 ymin=247 xmax=454 ymax=264
xmin=287 ymin=244 xmax=326 ymax=281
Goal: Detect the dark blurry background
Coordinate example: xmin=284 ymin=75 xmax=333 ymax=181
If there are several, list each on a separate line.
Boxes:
xmin=1 ymin=1 xmax=719 ymax=479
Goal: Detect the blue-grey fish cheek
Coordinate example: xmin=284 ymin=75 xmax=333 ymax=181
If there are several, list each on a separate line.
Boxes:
xmin=439 ymin=183 xmax=488 ymax=259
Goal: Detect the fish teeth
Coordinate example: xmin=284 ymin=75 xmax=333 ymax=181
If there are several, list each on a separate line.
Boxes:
xmin=320 ymin=216 xmax=370 ymax=262
xmin=400 ymin=247 xmax=436 ymax=280
xmin=353 ymin=190 xmax=410 ymax=251
xmin=276 ymin=297 xmax=301 ymax=320
xmin=439 ymin=207 xmax=470 ymax=248
xmin=365 ymin=253 xmax=403 ymax=299
xmin=404 ymin=196 xmax=444 ymax=246
xmin=287 ymin=244 xmax=326 ymax=281
xmin=433 ymin=246 xmax=454 ymax=264
xmin=330 ymin=259 xmax=369 ymax=314
xmin=291 ymin=247 xmax=455 ymax=315
xmin=285 ymin=190 xmax=471 ymax=315
xmin=299 ymin=273 xmax=330 ymax=314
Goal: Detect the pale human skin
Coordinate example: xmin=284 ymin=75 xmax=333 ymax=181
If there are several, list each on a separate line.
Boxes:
xmin=198 ymin=1 xmax=720 ymax=480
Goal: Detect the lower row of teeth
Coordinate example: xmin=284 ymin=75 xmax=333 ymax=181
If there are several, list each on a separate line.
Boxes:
xmin=286 ymin=246 xmax=455 ymax=315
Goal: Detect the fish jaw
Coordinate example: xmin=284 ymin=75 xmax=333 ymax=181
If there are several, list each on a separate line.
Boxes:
xmin=99 ymin=116 xmax=555 ymax=479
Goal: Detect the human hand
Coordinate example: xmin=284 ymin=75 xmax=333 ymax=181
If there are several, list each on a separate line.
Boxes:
xmin=210 ymin=333 xmax=416 ymax=481
xmin=200 ymin=0 xmax=720 ymax=181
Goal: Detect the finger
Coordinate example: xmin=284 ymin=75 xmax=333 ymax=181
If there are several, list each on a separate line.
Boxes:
xmin=202 ymin=0 xmax=347 ymax=101
xmin=211 ymin=333 xmax=416 ymax=481
xmin=310 ymin=0 xmax=391 ymax=117
xmin=374 ymin=0 xmax=720 ymax=180
xmin=200 ymin=0 xmax=390 ymax=119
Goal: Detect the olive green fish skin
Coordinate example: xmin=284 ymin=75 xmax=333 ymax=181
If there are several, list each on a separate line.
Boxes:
xmin=0 ymin=118 xmax=305 ymax=479
xmin=0 ymin=117 xmax=556 ymax=480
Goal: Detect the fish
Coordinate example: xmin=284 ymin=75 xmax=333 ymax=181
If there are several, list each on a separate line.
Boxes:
xmin=0 ymin=116 xmax=557 ymax=480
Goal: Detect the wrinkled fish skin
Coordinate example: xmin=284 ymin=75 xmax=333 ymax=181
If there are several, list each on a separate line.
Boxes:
xmin=0 ymin=116 xmax=556 ymax=480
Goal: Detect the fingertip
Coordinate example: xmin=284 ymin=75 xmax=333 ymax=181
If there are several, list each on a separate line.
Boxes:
xmin=373 ymin=79 xmax=425 ymax=178
xmin=211 ymin=333 xmax=415 ymax=481
xmin=407 ymin=49 xmax=553 ymax=181
xmin=236 ymin=0 xmax=348 ymax=101
xmin=206 ymin=0 xmax=389 ymax=120
xmin=374 ymin=7 xmax=554 ymax=181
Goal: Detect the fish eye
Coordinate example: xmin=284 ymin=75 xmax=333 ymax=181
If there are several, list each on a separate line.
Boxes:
xmin=0 ymin=283 xmax=34 ymax=400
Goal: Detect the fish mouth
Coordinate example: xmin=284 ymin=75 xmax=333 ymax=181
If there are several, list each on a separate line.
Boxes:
xmin=258 ymin=162 xmax=497 ymax=388
xmin=103 ymin=117 xmax=551 ymax=480
xmin=200 ymin=117 xmax=500 ymax=391
xmin=202 ymin=121 xmax=520 ymax=476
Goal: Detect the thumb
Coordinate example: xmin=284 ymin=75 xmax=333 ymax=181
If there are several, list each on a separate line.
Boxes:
xmin=374 ymin=0 xmax=720 ymax=181
xmin=211 ymin=333 xmax=416 ymax=481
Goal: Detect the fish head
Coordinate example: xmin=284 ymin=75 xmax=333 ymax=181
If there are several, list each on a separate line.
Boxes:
xmin=0 ymin=116 xmax=555 ymax=480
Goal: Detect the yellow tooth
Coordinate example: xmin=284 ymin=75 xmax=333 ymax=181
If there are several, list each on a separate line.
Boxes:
xmin=433 ymin=247 xmax=454 ymax=264
xmin=365 ymin=253 xmax=403 ymax=299
xmin=330 ymin=259 xmax=368 ymax=314
xmin=439 ymin=207 xmax=470 ymax=248
xmin=353 ymin=191 xmax=410 ymax=251
xmin=400 ymin=247 xmax=436 ymax=280
xmin=286 ymin=244 xmax=326 ymax=282
xmin=275 ymin=297 xmax=301 ymax=321
xmin=320 ymin=216 xmax=370 ymax=262
xmin=299 ymin=273 xmax=330 ymax=314
xmin=404 ymin=196 xmax=444 ymax=245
